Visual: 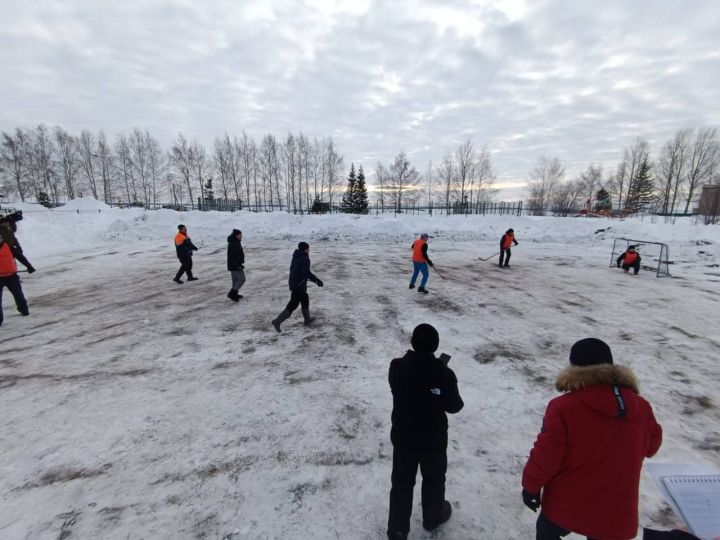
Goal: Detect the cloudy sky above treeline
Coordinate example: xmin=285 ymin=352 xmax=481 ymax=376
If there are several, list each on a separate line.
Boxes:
xmin=1 ymin=0 xmax=719 ymax=197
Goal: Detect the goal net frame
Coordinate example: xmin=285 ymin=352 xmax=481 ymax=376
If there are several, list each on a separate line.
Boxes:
xmin=610 ymin=238 xmax=671 ymax=278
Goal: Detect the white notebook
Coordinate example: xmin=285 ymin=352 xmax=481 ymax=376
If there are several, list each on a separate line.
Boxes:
xmin=660 ymin=474 xmax=720 ymax=539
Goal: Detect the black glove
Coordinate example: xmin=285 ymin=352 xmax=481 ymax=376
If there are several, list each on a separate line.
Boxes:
xmin=428 ymin=261 xmax=434 ymax=267
xmin=316 ymin=279 xmax=324 ymax=288
xmin=27 ymin=266 xmax=36 ymax=274
xmin=616 ymin=262 xmax=621 ymax=268
xmin=522 ymin=489 xmax=540 ymax=512
xmin=514 ymin=241 xmax=519 ymax=246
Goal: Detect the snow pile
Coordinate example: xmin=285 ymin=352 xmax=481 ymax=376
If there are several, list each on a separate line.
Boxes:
xmin=62 ymin=196 xmax=112 ymax=211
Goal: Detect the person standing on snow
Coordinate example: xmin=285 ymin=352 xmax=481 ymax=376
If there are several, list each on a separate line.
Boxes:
xmin=409 ymin=233 xmax=433 ymax=294
xmin=521 ymin=338 xmax=662 ymax=540
xmin=271 ymin=241 xmax=323 ymax=332
xmin=387 ymin=324 xmax=464 ymax=540
xmin=226 ymin=229 xmax=245 ymax=301
xmin=0 ymin=221 xmax=35 ymax=275
xmin=617 ymin=245 xmax=641 ymax=275
xmin=173 ymin=224 xmax=199 ymax=284
xmin=0 ymin=228 xmax=31 ymax=326
xmin=499 ymin=228 xmax=518 ymax=268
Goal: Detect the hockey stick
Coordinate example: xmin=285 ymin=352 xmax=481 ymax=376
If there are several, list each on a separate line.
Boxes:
xmin=478 ymin=251 xmax=500 ymax=261
xmin=431 ymin=265 xmax=446 ymax=280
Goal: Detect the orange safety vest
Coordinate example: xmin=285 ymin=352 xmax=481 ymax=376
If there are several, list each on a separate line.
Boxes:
xmin=412 ymin=239 xmax=428 ymax=263
xmin=0 ymin=243 xmax=17 ymax=277
xmin=175 ymin=232 xmax=187 ymax=246
xmin=624 ymin=251 xmax=638 ymax=265
xmin=502 ymin=233 xmax=515 ymax=249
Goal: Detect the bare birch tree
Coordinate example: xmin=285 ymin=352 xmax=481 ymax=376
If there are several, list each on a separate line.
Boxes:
xmin=527 ymin=156 xmax=564 ymax=215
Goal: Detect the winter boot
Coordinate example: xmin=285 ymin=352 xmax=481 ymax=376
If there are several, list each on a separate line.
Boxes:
xmin=272 ymin=309 xmax=291 ymax=333
xmin=187 ymin=276 xmax=199 ymax=281
xmin=387 ymin=531 xmax=408 ymax=540
xmin=173 ymin=277 xmax=184 ymax=284
xmin=423 ymin=500 xmax=452 ymax=531
xmin=417 ymin=287 xmax=429 ymax=294
xmin=301 ymin=307 xmax=315 ymax=326
xmin=408 ymin=283 xmax=415 ymax=289
xmin=227 ymin=289 xmax=239 ymax=302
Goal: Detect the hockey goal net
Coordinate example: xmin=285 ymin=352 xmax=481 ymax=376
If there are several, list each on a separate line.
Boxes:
xmin=610 ymin=238 xmax=671 ymax=277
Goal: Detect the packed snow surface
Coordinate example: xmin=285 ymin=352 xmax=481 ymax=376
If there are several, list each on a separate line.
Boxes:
xmin=1 ymin=200 xmax=719 ymax=539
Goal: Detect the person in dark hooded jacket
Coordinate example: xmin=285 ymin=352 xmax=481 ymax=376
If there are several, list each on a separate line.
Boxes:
xmin=271 ymin=242 xmax=323 ymax=332
xmin=387 ymin=324 xmax=464 ymax=540
xmin=522 ymin=338 xmax=663 ymax=540
xmin=226 ymin=229 xmax=245 ymax=301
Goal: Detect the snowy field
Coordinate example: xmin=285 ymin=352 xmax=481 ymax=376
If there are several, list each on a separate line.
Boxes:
xmin=1 ymin=198 xmax=719 ymax=540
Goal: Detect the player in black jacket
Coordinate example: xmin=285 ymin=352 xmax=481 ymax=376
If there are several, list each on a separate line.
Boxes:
xmin=271 ymin=242 xmax=323 ymax=332
xmin=387 ymin=324 xmax=464 ymax=540
xmin=226 ymin=229 xmax=245 ymax=301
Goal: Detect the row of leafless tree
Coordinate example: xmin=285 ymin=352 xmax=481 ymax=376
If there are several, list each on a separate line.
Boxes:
xmin=0 ymin=126 xmax=345 ymax=211
xmin=527 ymin=127 xmax=720 ymax=216
xmin=375 ymin=140 xmax=496 ymax=211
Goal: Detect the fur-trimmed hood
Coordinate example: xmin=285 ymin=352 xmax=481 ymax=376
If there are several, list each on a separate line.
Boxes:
xmin=555 ymin=364 xmax=642 ymax=419
xmin=556 ymin=364 xmax=639 ymax=393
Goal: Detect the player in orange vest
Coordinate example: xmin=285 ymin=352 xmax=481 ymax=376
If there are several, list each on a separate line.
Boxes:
xmin=409 ymin=233 xmax=433 ymax=294
xmin=0 ymin=228 xmax=30 ymax=326
xmin=499 ymin=228 xmax=518 ymax=268
xmin=173 ymin=224 xmax=199 ymax=284
xmin=617 ymin=245 xmax=641 ymax=275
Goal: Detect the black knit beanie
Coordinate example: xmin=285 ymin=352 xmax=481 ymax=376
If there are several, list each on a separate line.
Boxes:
xmin=298 ymin=241 xmax=309 ymax=251
xmin=569 ymin=338 xmax=613 ymax=367
xmin=411 ymin=323 xmax=439 ymax=353
xmin=232 ymin=229 xmax=241 ymax=236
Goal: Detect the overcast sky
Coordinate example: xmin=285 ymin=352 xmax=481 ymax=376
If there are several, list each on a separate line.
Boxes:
xmin=1 ymin=0 xmax=719 ymax=198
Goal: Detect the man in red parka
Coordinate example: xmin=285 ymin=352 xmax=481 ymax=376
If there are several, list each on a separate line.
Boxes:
xmin=522 ymin=338 xmax=662 ymax=540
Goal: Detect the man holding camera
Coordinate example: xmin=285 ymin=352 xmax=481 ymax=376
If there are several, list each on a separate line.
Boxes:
xmin=387 ymin=323 xmax=464 ymax=540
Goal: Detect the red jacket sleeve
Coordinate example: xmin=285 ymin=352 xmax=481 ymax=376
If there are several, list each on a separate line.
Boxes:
xmin=645 ymin=404 xmax=663 ymax=458
xmin=522 ymin=398 xmax=568 ymax=494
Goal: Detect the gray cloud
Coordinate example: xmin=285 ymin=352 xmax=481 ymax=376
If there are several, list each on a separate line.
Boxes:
xmin=1 ymin=0 xmax=719 ymax=198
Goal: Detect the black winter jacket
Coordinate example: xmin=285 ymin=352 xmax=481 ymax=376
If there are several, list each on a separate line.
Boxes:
xmin=175 ymin=236 xmax=198 ymax=259
xmin=389 ymin=350 xmax=464 ymax=449
xmin=227 ymin=235 xmax=245 ymax=271
xmin=288 ymin=249 xmax=319 ymax=291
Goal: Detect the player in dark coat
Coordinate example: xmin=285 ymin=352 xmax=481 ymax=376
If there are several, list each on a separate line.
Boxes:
xmin=271 ymin=242 xmax=323 ymax=332
xmin=387 ymin=324 xmax=464 ymax=540
xmin=226 ymin=229 xmax=245 ymax=301
xmin=173 ymin=224 xmax=198 ymax=284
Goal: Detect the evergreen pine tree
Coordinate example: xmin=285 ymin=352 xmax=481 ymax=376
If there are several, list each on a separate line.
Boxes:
xmin=594 ymin=188 xmax=612 ymax=212
xmin=37 ymin=191 xmax=52 ymax=208
xmin=354 ymin=165 xmax=369 ymax=214
xmin=340 ymin=164 xmax=356 ymax=213
xmin=625 ymin=156 xmax=654 ymax=212
xmin=204 ymin=178 xmax=214 ymax=201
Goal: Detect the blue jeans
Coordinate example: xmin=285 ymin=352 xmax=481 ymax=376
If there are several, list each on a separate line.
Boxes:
xmin=410 ymin=262 xmax=429 ymax=288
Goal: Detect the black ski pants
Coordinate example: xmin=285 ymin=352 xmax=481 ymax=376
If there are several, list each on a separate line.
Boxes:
xmin=387 ymin=444 xmax=447 ymax=535
xmin=0 ymin=273 xmax=29 ymax=325
xmin=621 ymin=260 xmax=640 ymax=274
xmin=284 ymin=290 xmax=309 ymax=314
xmin=536 ymin=512 xmax=598 ymax=540
xmin=499 ymin=247 xmax=512 ymax=266
xmin=175 ymin=255 xmax=194 ymax=280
